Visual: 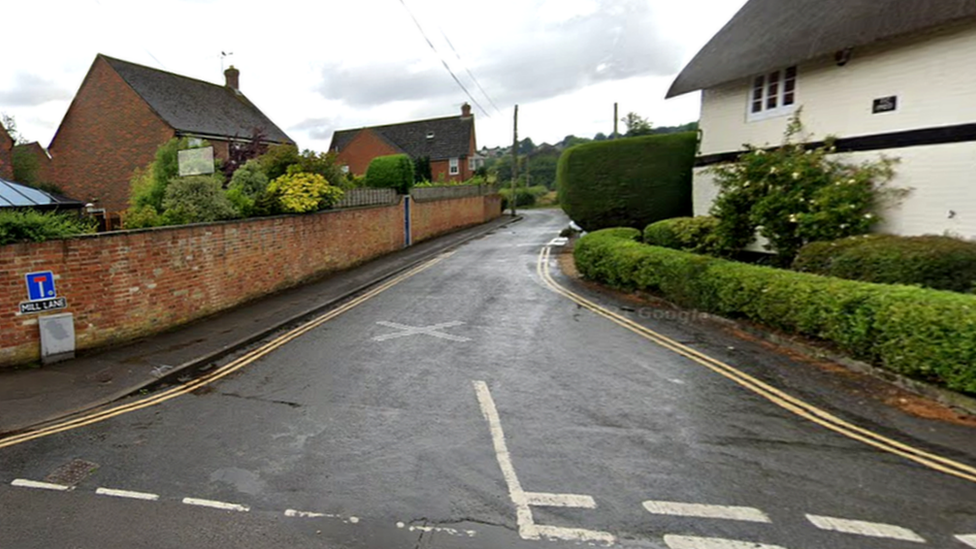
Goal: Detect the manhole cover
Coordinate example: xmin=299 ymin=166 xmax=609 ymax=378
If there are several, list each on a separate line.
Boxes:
xmin=45 ymin=459 xmax=99 ymax=486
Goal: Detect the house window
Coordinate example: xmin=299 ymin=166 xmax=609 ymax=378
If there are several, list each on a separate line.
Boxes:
xmin=748 ymin=66 xmax=797 ymax=121
xmin=449 ymin=157 xmax=459 ymax=175
xmin=468 ymin=158 xmax=475 ymax=171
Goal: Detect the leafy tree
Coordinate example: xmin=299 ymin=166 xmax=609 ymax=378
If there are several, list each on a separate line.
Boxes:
xmin=256 ymin=143 xmax=302 ymax=181
xmin=130 ymin=137 xmax=191 ymax=212
xmin=414 ymin=156 xmax=432 ymax=183
xmin=708 ymin=111 xmax=905 ymax=264
xmin=527 ymin=154 xmax=559 ymax=189
xmin=622 ymin=112 xmax=654 ymax=137
xmin=161 ymin=174 xmax=239 ymax=225
xmin=221 ymin=129 xmax=269 ymax=179
xmin=593 ymin=132 xmax=608 ymax=141
xmin=518 ymin=137 xmax=535 ymax=155
xmin=1 ymin=113 xmax=23 ymax=144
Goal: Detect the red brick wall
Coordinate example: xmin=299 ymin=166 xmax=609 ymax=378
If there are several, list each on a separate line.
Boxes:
xmin=48 ymin=56 xmax=175 ymax=213
xmin=411 ymin=194 xmax=502 ymax=243
xmin=0 ymin=128 xmax=13 ymax=180
xmin=336 ymin=129 xmax=401 ymax=176
xmin=0 ymin=195 xmax=499 ymax=367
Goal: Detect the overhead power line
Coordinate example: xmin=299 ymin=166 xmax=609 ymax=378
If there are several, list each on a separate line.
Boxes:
xmin=397 ymin=0 xmax=490 ymax=118
xmin=437 ymin=28 xmax=502 ymax=115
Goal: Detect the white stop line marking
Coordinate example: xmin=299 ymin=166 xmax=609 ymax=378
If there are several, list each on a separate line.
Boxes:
xmin=643 ymin=501 xmax=770 ymax=523
xmin=665 ymin=535 xmax=788 ymax=549
xmin=472 ymin=380 xmax=615 ymax=545
xmin=373 ymin=321 xmax=470 ymax=342
xmin=957 ymin=534 xmax=976 ymax=547
xmin=806 ymin=514 xmax=924 ymax=543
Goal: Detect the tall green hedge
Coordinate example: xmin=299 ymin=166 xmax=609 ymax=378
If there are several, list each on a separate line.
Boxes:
xmin=575 ymin=229 xmax=976 ymax=394
xmin=366 ymin=154 xmax=415 ymax=194
xmin=556 ymin=133 xmax=696 ymax=231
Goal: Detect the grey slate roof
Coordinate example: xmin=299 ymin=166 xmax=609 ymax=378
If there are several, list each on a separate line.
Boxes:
xmin=331 ymin=114 xmax=474 ymax=161
xmin=0 ymin=178 xmax=84 ymax=209
xmin=101 ymin=55 xmax=293 ymax=144
xmin=667 ymin=0 xmax=976 ymax=98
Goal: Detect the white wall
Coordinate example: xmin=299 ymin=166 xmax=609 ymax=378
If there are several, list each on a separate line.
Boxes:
xmin=693 ymin=20 xmax=976 ymax=238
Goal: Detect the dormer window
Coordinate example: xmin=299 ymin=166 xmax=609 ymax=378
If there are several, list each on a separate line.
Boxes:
xmin=747 ymin=66 xmax=797 ymax=121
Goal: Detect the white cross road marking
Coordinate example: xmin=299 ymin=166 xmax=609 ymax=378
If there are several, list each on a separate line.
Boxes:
xmin=664 ymin=535 xmax=788 ymax=549
xmin=373 ymin=321 xmax=471 ymax=342
xmin=957 ymin=534 xmax=976 ymax=547
xmin=182 ymin=497 xmax=250 ymax=512
xmin=643 ymin=501 xmax=771 ymax=523
xmin=95 ymin=487 xmax=159 ymax=501
xmin=806 ymin=515 xmax=925 ymax=543
xmin=11 ymin=479 xmax=72 ymax=491
xmin=472 ymin=380 xmax=616 ymax=545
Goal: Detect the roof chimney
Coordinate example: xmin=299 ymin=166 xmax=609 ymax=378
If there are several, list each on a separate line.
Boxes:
xmin=461 ymin=102 xmax=472 ymax=118
xmin=224 ymin=65 xmax=240 ymax=92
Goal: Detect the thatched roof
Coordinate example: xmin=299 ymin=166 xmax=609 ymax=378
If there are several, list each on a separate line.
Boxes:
xmin=668 ymin=0 xmax=976 ymax=98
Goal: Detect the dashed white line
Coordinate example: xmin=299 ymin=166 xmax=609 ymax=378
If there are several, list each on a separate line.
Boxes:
xmin=806 ymin=514 xmax=925 ymax=543
xmin=664 ymin=535 xmax=788 ymax=549
xmin=95 ymin=487 xmax=159 ymax=501
xmin=182 ymin=497 xmax=250 ymax=512
xmin=643 ymin=501 xmax=771 ymax=523
xmin=472 ymin=380 xmax=615 ymax=545
xmin=285 ymin=509 xmax=327 ymax=518
xmin=396 ymin=523 xmax=478 ymax=538
xmin=11 ymin=479 xmax=72 ymax=491
xmin=957 ymin=534 xmax=976 ymax=548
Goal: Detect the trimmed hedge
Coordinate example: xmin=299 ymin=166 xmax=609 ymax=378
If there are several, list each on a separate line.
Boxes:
xmin=556 ymin=132 xmax=695 ymax=231
xmin=0 ymin=210 xmax=96 ymax=245
xmin=575 ymin=229 xmax=976 ymax=394
xmin=643 ymin=216 xmax=719 ymax=254
xmin=366 ymin=154 xmax=414 ymax=194
xmin=794 ymin=234 xmax=976 ymax=293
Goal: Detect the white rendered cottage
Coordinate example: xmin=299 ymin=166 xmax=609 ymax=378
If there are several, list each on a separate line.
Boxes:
xmin=668 ymin=0 xmax=976 ymax=240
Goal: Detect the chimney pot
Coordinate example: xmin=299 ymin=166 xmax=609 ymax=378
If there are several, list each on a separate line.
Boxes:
xmin=461 ymin=103 xmax=472 ymax=118
xmin=225 ymin=65 xmax=240 ymax=91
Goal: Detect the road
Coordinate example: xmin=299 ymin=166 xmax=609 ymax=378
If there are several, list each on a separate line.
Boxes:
xmin=2 ymin=209 xmax=975 ymax=548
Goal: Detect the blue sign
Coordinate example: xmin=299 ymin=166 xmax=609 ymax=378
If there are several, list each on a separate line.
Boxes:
xmin=25 ymin=271 xmax=57 ymax=302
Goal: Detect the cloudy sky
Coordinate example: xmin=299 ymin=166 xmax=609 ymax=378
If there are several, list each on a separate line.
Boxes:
xmin=1 ymin=0 xmax=747 ymax=152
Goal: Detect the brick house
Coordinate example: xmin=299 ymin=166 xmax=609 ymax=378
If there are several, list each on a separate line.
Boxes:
xmin=669 ymin=0 xmax=976 ymax=240
xmin=47 ymin=54 xmax=293 ymax=213
xmin=330 ymin=104 xmax=481 ymax=183
xmin=0 ymin=126 xmax=13 ymax=180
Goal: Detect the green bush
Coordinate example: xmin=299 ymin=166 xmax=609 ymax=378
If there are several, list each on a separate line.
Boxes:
xmin=499 ymin=185 xmax=548 ymax=209
xmin=794 ymin=234 xmax=976 ymax=293
xmin=556 ymin=132 xmax=695 ymax=231
xmin=574 ymin=229 xmax=976 ymax=393
xmin=0 ymin=210 xmax=96 ymax=244
xmin=643 ymin=216 xmax=719 ymax=254
xmin=161 ymin=175 xmax=239 ymax=225
xmin=366 ymin=154 xmax=414 ymax=194
xmin=267 ymin=172 xmax=344 ymax=213
xmin=129 ymin=137 xmax=193 ymax=212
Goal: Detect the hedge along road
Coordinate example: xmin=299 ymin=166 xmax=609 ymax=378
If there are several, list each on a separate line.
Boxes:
xmin=1 ymin=209 xmax=975 ymax=549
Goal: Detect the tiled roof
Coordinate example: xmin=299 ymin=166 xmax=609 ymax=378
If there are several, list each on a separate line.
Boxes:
xmin=668 ymin=0 xmax=976 ymax=97
xmin=101 ymin=55 xmax=293 ymax=144
xmin=331 ymin=114 xmax=474 ymax=160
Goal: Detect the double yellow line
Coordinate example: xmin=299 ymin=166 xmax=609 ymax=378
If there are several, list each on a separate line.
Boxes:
xmin=0 ymin=253 xmax=454 ymax=450
xmin=537 ymin=246 xmax=976 ymax=484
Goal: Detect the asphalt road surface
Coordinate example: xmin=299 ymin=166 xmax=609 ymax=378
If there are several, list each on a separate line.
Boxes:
xmin=2 ymin=209 xmax=976 ymax=549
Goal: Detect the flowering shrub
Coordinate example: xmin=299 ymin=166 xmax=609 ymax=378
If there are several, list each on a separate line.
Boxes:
xmin=708 ymin=112 xmax=905 ymax=263
xmin=267 ymin=172 xmax=344 ymax=213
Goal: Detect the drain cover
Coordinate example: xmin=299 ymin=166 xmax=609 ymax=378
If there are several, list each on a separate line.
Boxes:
xmin=45 ymin=459 xmax=99 ymax=486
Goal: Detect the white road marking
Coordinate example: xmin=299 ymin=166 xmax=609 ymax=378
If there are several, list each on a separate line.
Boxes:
xmin=525 ymin=491 xmax=596 ymax=508
xmin=472 ymin=380 xmax=615 ymax=545
xmin=373 ymin=321 xmax=470 ymax=342
xmin=664 ymin=535 xmax=788 ymax=549
xmin=401 ymin=524 xmax=478 ymax=538
xmin=11 ymin=479 xmax=72 ymax=491
xmin=957 ymin=534 xmax=976 ymax=547
xmin=285 ymin=509 xmax=360 ymax=524
xmin=806 ymin=514 xmax=925 ymax=543
xmin=95 ymin=487 xmax=159 ymax=501
xmin=548 ymin=237 xmax=569 ymax=247
xmin=643 ymin=501 xmax=770 ymax=523
xmin=182 ymin=497 xmax=250 ymax=512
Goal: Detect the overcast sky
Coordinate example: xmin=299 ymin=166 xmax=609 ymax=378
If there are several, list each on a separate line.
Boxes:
xmin=2 ymin=0 xmax=747 ymax=152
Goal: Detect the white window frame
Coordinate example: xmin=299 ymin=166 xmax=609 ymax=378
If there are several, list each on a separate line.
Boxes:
xmin=746 ymin=66 xmax=797 ymax=122
xmin=449 ymin=157 xmax=459 ymax=175
xmin=468 ymin=157 xmax=475 ymax=171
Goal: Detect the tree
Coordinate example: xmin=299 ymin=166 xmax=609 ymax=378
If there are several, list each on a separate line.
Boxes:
xmin=518 ymin=137 xmax=535 ymax=155
xmin=1 ymin=113 xmax=23 ymax=144
xmin=622 ymin=112 xmax=654 ymax=137
xmin=593 ymin=132 xmax=608 ymax=141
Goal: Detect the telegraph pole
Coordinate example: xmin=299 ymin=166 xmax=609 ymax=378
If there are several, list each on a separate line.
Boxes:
xmin=511 ymin=105 xmax=519 ymax=217
xmin=613 ymin=102 xmax=619 ymax=140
